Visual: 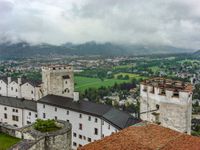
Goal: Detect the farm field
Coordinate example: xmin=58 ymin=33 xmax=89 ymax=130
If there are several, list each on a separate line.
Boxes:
xmin=114 ymin=73 xmax=146 ymax=80
xmin=74 ymin=76 xmax=130 ymax=92
xmin=0 ymin=133 xmax=20 ymax=150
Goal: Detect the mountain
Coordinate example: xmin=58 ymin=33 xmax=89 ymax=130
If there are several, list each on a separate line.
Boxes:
xmin=0 ymin=41 xmax=193 ymax=58
xmin=193 ymin=49 xmax=200 ymax=55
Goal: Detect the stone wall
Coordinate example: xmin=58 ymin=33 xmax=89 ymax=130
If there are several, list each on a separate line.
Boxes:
xmin=0 ymin=121 xmax=72 ymax=150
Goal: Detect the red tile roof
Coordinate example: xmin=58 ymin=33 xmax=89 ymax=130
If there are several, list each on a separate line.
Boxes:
xmin=79 ymin=124 xmax=200 ymax=150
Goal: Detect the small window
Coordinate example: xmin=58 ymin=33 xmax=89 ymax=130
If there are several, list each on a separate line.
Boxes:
xmin=29 ymin=112 xmax=31 ymax=116
xmin=4 ymin=113 xmax=7 ymax=119
xmin=79 ymin=114 xmax=82 ymax=118
xmin=43 ymin=113 xmax=46 ymax=119
xmin=88 ymin=137 xmax=91 ymax=142
xmin=11 ymin=87 xmax=13 ymax=91
xmin=43 ymin=104 xmax=45 ymax=108
xmin=31 ymin=90 xmax=33 ymax=94
xmin=73 ymin=132 xmax=77 ymax=137
xmin=4 ymin=107 xmax=7 ymax=111
xmin=88 ymin=116 xmax=91 ymax=121
xmin=15 ymin=89 xmax=18 ymax=92
xmin=94 ymin=128 xmax=98 ymax=135
xmin=16 ymin=109 xmax=18 ymax=113
xmin=79 ymin=134 xmax=82 ymax=139
xmin=55 ymin=107 xmax=57 ymax=112
xmin=73 ymin=142 xmax=77 ymax=146
xmin=95 ymin=118 xmax=98 ymax=123
xmin=55 ymin=116 xmax=57 ymax=120
xmin=83 ymin=136 xmax=86 ymax=140
xmin=67 ymin=120 xmax=69 ymax=122
xmin=66 ymin=110 xmax=69 ymax=115
xmin=108 ymin=124 xmax=110 ymax=129
xmin=35 ymin=114 xmax=38 ymax=118
xmin=79 ymin=123 xmax=82 ymax=130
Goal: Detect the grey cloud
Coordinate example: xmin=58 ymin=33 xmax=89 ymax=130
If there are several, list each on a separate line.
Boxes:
xmin=0 ymin=0 xmax=200 ymax=49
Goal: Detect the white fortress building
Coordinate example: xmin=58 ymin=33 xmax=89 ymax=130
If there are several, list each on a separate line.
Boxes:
xmin=140 ymin=77 xmax=193 ymax=134
xmin=0 ymin=65 xmax=140 ymax=149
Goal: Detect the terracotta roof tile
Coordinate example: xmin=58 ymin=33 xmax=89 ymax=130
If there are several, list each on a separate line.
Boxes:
xmin=79 ymin=124 xmax=200 ymax=150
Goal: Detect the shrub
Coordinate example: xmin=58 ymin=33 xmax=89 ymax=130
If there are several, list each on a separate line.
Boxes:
xmin=33 ymin=119 xmax=61 ymax=132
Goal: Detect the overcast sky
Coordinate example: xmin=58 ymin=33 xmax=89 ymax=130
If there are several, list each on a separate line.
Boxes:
xmin=0 ymin=0 xmax=200 ymax=49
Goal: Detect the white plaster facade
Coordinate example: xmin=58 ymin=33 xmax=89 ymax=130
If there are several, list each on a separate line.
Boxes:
xmin=37 ymin=103 xmax=118 ymax=149
xmin=0 ymin=104 xmax=37 ymax=127
xmin=0 ymin=79 xmax=7 ymax=96
xmin=140 ymin=79 xmax=193 ymax=134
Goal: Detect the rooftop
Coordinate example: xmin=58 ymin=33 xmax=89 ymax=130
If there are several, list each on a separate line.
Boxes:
xmin=141 ymin=77 xmax=193 ymax=92
xmin=79 ymin=123 xmax=200 ymax=150
xmin=38 ymin=95 xmax=141 ymax=129
xmin=0 ymin=96 xmax=37 ymax=112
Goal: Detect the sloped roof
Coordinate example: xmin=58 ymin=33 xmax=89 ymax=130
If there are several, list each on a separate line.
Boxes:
xmin=38 ymin=95 xmax=141 ymax=129
xmin=0 ymin=96 xmax=37 ymax=112
xmin=79 ymin=123 xmax=200 ymax=150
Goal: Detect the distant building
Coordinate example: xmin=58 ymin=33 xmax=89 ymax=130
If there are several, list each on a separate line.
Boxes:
xmin=140 ymin=77 xmax=193 ymax=134
xmin=79 ymin=123 xmax=200 ymax=150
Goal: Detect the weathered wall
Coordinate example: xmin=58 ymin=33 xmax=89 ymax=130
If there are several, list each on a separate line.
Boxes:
xmin=0 ymin=121 xmax=72 ymax=150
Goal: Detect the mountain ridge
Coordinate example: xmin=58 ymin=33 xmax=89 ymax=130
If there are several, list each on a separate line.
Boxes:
xmin=0 ymin=41 xmax=194 ymax=58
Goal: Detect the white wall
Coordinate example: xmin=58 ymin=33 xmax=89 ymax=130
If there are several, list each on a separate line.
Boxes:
xmin=0 ymin=80 xmax=7 ymax=96
xmin=21 ymin=83 xmax=35 ymax=100
xmin=37 ymin=103 xmax=118 ymax=149
xmin=0 ymin=104 xmax=23 ymax=127
xmin=8 ymin=81 xmax=21 ymax=98
xmin=23 ymin=109 xmax=37 ymax=126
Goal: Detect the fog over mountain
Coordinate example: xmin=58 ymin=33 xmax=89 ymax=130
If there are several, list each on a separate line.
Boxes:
xmin=0 ymin=0 xmax=200 ymax=51
xmin=0 ymin=41 xmax=194 ymax=58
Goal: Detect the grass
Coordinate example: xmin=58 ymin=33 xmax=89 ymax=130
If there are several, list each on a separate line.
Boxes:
xmin=113 ymin=64 xmax=135 ymax=69
xmin=75 ymin=76 xmax=129 ymax=92
xmin=0 ymin=133 xmax=20 ymax=150
xmin=114 ymin=73 xmax=146 ymax=80
xmin=149 ymin=66 xmax=160 ymax=73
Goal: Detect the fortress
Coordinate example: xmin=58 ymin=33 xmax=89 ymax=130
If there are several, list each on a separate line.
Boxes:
xmin=0 ymin=65 xmax=140 ymax=149
xmin=140 ymin=77 xmax=193 ymax=134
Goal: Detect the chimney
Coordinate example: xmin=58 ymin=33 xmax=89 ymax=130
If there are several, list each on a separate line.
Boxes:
xmin=8 ymin=77 xmax=11 ymax=84
xmin=73 ymin=92 xmax=79 ymax=102
xmin=18 ymin=78 xmax=22 ymax=85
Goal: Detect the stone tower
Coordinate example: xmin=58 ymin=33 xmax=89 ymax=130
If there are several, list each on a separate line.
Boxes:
xmin=42 ymin=65 xmax=74 ymax=98
xmin=140 ymin=78 xmax=193 ymax=134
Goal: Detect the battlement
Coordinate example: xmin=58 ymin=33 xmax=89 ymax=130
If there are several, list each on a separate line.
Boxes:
xmin=141 ymin=77 xmax=193 ymax=93
xmin=42 ymin=65 xmax=73 ymax=72
xmin=140 ymin=78 xmax=193 ymax=104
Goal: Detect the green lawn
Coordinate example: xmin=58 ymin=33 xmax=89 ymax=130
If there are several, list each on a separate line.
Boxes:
xmin=75 ymin=76 xmax=129 ymax=92
xmin=113 ymin=64 xmax=135 ymax=69
xmin=0 ymin=133 xmax=20 ymax=150
xmin=114 ymin=73 xmax=146 ymax=80
xmin=149 ymin=66 xmax=160 ymax=73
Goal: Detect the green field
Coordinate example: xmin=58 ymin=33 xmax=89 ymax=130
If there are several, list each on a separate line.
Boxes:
xmin=149 ymin=66 xmax=160 ymax=73
xmin=0 ymin=133 xmax=20 ymax=150
xmin=113 ymin=64 xmax=135 ymax=69
xmin=114 ymin=73 xmax=146 ymax=80
xmin=75 ymin=76 xmax=129 ymax=92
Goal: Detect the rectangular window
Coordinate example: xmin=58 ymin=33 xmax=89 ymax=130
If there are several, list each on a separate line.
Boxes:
xmin=73 ymin=132 xmax=77 ymax=137
xmin=55 ymin=107 xmax=57 ymax=112
xmin=43 ymin=104 xmax=45 ymax=108
xmin=12 ymin=115 xmax=19 ymax=121
xmin=108 ymin=124 xmax=110 ymax=129
xmin=43 ymin=113 xmax=46 ymax=119
xmin=73 ymin=142 xmax=77 ymax=146
xmin=4 ymin=107 xmax=7 ymax=111
xmin=88 ymin=116 xmax=91 ymax=121
xmin=79 ymin=123 xmax=82 ymax=130
xmin=88 ymin=138 xmax=91 ymax=142
xmin=16 ymin=109 xmax=18 ymax=113
xmin=95 ymin=118 xmax=98 ymax=123
xmin=29 ymin=112 xmax=31 ymax=116
xmin=79 ymin=114 xmax=82 ymax=118
xmin=66 ymin=110 xmax=69 ymax=115
xmin=4 ymin=113 xmax=7 ymax=119
xmin=94 ymin=128 xmax=98 ymax=135
xmin=35 ymin=114 xmax=38 ymax=118
xmin=55 ymin=116 xmax=57 ymax=120
xmin=79 ymin=134 xmax=82 ymax=139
